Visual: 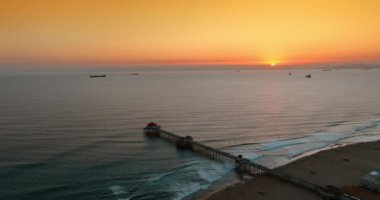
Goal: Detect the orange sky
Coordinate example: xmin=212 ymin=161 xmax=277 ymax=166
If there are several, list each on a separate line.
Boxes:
xmin=1 ymin=0 xmax=380 ymax=68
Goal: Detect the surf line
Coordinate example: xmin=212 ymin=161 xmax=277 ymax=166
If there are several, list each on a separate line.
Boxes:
xmin=143 ymin=122 xmax=359 ymax=200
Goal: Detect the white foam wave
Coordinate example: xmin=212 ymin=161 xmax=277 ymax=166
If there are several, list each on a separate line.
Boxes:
xmin=109 ymin=185 xmax=127 ymax=196
xmin=166 ymin=159 xmax=233 ymax=200
xmin=260 ymin=139 xmax=307 ymax=151
xmin=234 ymin=118 xmax=380 ymax=168
xmin=196 ymin=162 xmax=231 ymax=183
xmin=145 ymin=170 xmax=175 ymax=182
xmin=172 ymin=182 xmax=209 ymax=200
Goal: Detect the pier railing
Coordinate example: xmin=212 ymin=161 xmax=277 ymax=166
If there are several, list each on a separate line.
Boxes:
xmin=143 ymin=125 xmax=359 ymax=200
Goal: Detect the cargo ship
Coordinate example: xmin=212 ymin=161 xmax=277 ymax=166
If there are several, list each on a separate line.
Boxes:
xmin=89 ymin=75 xmax=106 ymax=78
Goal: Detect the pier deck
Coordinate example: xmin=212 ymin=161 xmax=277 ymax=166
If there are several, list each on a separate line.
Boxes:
xmin=144 ymin=124 xmax=358 ymax=200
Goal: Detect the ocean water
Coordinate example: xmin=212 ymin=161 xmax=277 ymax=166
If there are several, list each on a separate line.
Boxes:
xmin=1 ymin=68 xmax=380 ymax=200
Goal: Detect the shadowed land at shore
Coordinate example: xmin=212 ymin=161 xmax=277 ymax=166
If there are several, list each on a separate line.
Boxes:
xmin=204 ymin=141 xmax=380 ymax=200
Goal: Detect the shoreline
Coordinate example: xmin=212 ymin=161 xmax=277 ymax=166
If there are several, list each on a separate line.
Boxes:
xmin=199 ymin=140 xmax=380 ymax=200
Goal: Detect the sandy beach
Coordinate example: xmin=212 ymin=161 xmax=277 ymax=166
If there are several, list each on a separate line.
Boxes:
xmin=204 ymin=141 xmax=380 ymax=200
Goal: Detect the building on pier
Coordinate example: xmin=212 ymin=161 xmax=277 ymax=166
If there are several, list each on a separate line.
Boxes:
xmin=144 ymin=122 xmax=161 ymax=136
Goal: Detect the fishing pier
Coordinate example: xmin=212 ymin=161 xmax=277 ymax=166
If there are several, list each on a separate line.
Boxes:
xmin=144 ymin=122 xmax=358 ymax=200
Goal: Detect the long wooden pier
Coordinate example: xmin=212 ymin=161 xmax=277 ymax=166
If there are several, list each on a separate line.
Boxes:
xmin=144 ymin=123 xmax=358 ymax=200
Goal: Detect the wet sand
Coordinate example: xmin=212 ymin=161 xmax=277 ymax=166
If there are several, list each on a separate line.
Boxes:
xmin=204 ymin=141 xmax=380 ymax=200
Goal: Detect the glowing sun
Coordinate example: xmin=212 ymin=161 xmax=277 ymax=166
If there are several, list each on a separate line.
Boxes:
xmin=271 ymin=62 xmax=276 ymax=66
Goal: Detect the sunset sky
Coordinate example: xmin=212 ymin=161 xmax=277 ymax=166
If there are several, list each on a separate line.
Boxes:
xmin=1 ymin=0 xmax=380 ymax=68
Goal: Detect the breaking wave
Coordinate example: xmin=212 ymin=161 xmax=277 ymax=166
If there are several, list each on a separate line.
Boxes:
xmin=228 ymin=118 xmax=380 ymax=168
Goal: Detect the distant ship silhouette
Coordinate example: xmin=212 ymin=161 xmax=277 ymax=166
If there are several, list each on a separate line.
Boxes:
xmin=89 ymin=74 xmax=106 ymax=78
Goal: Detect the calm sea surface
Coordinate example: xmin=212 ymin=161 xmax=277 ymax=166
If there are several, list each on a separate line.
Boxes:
xmin=1 ymin=69 xmax=380 ymax=200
